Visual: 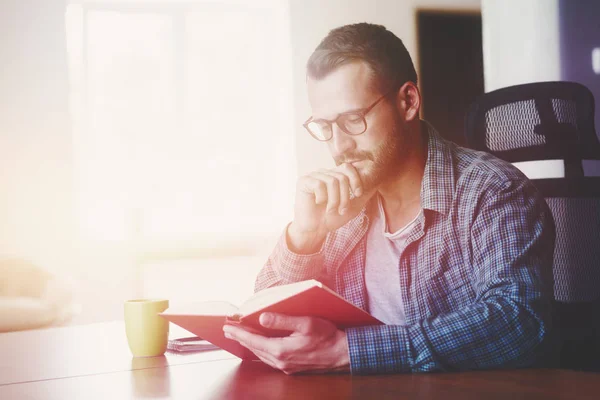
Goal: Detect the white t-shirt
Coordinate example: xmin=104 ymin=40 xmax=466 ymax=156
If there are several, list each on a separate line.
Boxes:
xmin=365 ymin=195 xmax=421 ymax=325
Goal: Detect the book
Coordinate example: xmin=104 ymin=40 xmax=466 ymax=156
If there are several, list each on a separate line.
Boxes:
xmin=167 ymin=336 xmax=220 ymax=352
xmin=160 ymin=279 xmax=383 ymax=360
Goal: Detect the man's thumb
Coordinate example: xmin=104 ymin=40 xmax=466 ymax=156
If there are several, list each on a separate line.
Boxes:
xmin=259 ymin=312 xmax=313 ymax=334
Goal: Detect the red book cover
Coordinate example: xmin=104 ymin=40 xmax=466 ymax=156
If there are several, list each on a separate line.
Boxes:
xmin=160 ymin=280 xmax=382 ymax=360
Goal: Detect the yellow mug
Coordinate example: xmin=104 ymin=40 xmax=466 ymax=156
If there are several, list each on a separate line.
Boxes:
xmin=124 ymin=299 xmax=169 ymax=357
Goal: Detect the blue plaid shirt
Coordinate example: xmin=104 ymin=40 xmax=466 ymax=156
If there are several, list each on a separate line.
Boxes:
xmin=255 ymin=123 xmax=555 ymax=374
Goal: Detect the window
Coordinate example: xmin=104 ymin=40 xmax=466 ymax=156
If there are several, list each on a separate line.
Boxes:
xmin=66 ymin=0 xmax=295 ymax=250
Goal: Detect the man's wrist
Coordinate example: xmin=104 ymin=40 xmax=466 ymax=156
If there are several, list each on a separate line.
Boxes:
xmin=286 ymin=223 xmax=327 ymax=254
xmin=331 ymin=330 xmax=351 ymax=373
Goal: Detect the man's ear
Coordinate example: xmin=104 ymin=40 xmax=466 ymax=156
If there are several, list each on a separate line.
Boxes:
xmin=394 ymin=82 xmax=421 ymax=122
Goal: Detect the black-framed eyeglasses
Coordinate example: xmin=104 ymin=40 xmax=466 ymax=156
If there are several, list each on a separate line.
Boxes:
xmin=303 ymin=89 xmax=395 ymax=142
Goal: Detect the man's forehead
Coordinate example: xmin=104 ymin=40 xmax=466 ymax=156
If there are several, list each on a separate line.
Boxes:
xmin=306 ymin=61 xmax=377 ymax=119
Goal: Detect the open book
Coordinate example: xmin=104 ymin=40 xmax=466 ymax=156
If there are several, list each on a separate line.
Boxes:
xmin=160 ymin=280 xmax=382 ymax=360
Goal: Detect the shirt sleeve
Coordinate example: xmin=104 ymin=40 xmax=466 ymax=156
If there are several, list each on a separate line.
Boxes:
xmin=346 ymin=177 xmax=556 ymax=374
xmin=254 ymin=224 xmax=327 ymax=292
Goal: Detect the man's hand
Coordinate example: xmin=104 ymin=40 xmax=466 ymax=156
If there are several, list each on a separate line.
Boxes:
xmin=222 ymin=313 xmax=350 ymax=375
xmin=289 ymin=163 xmax=375 ymax=253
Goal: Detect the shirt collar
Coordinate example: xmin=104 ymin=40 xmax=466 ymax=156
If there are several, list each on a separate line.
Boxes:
xmin=419 ymin=120 xmax=455 ymax=216
xmin=362 ymin=120 xmax=455 ymax=223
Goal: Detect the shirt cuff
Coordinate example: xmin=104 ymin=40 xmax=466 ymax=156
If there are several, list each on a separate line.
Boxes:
xmin=346 ymin=324 xmax=414 ymax=374
xmin=269 ymin=225 xmax=325 ymax=283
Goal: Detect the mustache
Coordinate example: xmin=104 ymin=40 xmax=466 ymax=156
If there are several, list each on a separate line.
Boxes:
xmin=334 ymin=151 xmax=374 ymax=166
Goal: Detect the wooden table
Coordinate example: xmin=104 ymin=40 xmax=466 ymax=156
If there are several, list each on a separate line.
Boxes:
xmin=1 ymin=322 xmax=598 ymax=399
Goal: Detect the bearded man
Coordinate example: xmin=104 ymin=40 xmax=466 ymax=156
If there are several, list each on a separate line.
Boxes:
xmin=223 ymin=23 xmax=555 ymax=375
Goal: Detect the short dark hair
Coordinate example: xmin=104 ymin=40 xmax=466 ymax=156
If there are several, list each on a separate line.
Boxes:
xmin=306 ymin=23 xmax=417 ymax=93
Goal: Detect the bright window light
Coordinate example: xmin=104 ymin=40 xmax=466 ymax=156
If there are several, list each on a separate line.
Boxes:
xmin=65 ymin=1 xmax=295 ymax=244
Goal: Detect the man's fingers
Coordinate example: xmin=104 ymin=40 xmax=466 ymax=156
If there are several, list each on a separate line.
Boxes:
xmin=298 ymin=176 xmax=328 ymax=205
xmin=309 ymin=172 xmax=340 ymax=214
xmin=319 ymin=170 xmax=350 ymax=215
xmin=223 ymin=324 xmax=273 ymax=353
xmin=297 ymin=163 xmax=368 ymax=216
xmin=251 ymin=348 xmax=280 ymax=370
xmin=337 ymin=163 xmax=363 ymax=198
xmin=259 ymin=312 xmax=319 ymax=335
xmin=223 ymin=324 xmax=289 ymax=370
xmin=249 ymin=347 xmax=299 ymax=375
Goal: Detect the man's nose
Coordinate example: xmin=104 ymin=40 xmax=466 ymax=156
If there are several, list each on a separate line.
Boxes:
xmin=330 ymin=124 xmax=356 ymax=156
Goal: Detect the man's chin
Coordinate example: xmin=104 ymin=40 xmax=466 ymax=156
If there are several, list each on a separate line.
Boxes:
xmin=357 ymin=170 xmax=379 ymax=193
xmin=359 ymin=166 xmax=398 ymax=193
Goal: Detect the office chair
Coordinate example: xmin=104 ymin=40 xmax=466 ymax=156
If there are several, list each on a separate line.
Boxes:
xmin=464 ymin=81 xmax=600 ymax=371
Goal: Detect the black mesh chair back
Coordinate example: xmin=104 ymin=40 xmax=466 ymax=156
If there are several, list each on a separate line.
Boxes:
xmin=465 ymin=81 xmax=600 ymax=176
xmin=464 ymin=81 xmax=600 ymax=371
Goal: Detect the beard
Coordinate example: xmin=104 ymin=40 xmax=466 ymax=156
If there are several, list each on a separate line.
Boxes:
xmin=334 ymin=123 xmax=410 ymax=192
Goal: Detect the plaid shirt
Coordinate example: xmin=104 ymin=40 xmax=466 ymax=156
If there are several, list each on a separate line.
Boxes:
xmin=255 ymin=123 xmax=555 ymax=374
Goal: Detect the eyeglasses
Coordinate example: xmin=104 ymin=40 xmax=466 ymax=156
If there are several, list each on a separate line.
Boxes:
xmin=303 ymin=89 xmax=395 ymax=142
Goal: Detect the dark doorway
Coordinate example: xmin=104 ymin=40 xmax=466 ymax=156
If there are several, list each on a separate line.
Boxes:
xmin=417 ymin=11 xmax=484 ymax=147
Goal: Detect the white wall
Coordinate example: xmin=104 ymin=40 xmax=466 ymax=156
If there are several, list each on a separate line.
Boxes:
xmin=481 ymin=0 xmax=560 ymax=91
xmin=289 ymin=0 xmax=481 ymax=174
xmin=0 ymin=0 xmax=75 ymax=274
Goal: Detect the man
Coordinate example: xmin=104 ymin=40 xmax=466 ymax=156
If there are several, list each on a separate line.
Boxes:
xmin=223 ymin=23 xmax=555 ymax=375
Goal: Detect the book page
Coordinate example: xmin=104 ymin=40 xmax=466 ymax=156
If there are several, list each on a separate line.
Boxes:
xmin=236 ymin=280 xmax=325 ymax=317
